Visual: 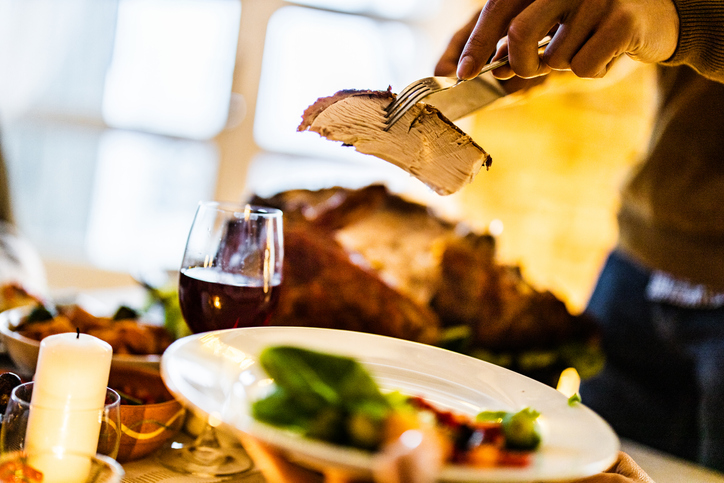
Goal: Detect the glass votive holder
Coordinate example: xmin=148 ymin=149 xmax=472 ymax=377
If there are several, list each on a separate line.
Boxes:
xmin=0 ymin=449 xmax=124 ymax=483
xmin=0 ymin=382 xmax=121 ymax=459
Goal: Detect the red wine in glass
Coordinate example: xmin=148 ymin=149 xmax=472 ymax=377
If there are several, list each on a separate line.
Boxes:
xmin=178 ymin=267 xmax=281 ymax=333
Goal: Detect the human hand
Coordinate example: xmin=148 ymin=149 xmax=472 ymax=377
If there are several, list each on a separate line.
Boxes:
xmin=440 ymin=0 xmax=679 ymax=81
xmin=571 ymin=452 xmax=655 ymax=483
xmin=434 ymin=11 xmax=545 ymax=95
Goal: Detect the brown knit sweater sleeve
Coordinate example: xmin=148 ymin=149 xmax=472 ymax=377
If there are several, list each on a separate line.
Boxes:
xmin=663 ymin=0 xmax=724 ymax=82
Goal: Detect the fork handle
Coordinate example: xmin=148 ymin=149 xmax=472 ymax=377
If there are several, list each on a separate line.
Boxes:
xmin=476 ymin=37 xmax=552 ymax=78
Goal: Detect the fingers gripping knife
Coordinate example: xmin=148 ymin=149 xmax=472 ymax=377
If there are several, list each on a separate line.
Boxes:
xmin=384 ymin=37 xmax=552 ymax=129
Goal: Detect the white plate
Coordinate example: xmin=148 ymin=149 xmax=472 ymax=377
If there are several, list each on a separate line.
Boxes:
xmin=161 ymin=327 xmax=619 ymax=482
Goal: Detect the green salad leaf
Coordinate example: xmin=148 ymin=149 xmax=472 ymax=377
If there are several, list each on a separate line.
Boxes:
xmin=475 ymin=410 xmax=510 ymax=423
xmin=252 ymin=346 xmax=392 ymax=449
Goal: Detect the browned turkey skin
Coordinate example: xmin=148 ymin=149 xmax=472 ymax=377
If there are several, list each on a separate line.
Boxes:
xmin=252 ymin=185 xmax=597 ymax=370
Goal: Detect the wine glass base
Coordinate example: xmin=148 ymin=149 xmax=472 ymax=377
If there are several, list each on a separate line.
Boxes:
xmin=157 ymin=443 xmax=254 ymax=477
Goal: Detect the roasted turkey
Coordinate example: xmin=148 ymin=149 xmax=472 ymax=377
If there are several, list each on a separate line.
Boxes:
xmin=251 ymin=185 xmax=598 ymax=370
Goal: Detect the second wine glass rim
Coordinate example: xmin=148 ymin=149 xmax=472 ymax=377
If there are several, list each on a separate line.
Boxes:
xmin=200 ymin=201 xmax=282 ymax=218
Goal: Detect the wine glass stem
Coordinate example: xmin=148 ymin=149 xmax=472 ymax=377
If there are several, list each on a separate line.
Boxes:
xmin=185 ymin=423 xmax=232 ymax=467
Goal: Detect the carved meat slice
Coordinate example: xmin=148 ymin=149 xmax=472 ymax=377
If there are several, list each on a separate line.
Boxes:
xmin=298 ymin=89 xmax=492 ymax=196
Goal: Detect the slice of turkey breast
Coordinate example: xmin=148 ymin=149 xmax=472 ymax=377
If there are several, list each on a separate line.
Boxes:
xmin=298 ymin=88 xmax=491 ymax=196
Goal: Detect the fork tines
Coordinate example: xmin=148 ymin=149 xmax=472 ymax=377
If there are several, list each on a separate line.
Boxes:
xmin=383 ymin=85 xmax=432 ymax=131
xmin=385 ymin=80 xmax=428 ymax=116
xmin=383 ymin=77 xmax=460 ymax=131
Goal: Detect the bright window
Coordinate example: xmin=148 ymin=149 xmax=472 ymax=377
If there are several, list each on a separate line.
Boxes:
xmin=103 ymin=0 xmax=241 ymax=139
xmin=0 ymin=0 xmax=240 ymax=274
xmin=86 ymin=130 xmax=218 ymax=272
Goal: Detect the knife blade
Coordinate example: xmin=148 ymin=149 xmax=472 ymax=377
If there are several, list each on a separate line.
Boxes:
xmin=424 ymin=72 xmax=507 ymax=121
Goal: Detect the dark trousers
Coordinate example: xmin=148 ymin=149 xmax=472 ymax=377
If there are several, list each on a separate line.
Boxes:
xmin=580 ymin=250 xmax=724 ymax=472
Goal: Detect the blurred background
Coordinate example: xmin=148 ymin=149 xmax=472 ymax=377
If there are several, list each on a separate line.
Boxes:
xmin=0 ymin=0 xmax=656 ymax=312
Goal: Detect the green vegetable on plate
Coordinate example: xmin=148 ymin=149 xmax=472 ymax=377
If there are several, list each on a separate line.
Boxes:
xmin=251 ymin=345 xmax=545 ymax=455
xmin=252 ymin=346 xmax=392 ymax=449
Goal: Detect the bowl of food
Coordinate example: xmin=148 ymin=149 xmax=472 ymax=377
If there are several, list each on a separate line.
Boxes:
xmin=109 ymin=365 xmax=186 ymax=463
xmin=0 ymin=303 xmax=173 ymax=377
xmin=0 ymin=308 xmax=39 ymax=377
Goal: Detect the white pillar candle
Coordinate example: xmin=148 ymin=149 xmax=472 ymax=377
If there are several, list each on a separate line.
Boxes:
xmin=25 ymin=332 xmax=113 ymax=483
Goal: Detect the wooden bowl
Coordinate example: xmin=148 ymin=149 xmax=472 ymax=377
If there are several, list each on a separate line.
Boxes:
xmin=109 ymin=364 xmax=186 ymax=463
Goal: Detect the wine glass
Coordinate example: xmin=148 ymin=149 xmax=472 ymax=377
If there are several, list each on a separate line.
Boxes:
xmin=158 ymin=201 xmax=283 ymax=477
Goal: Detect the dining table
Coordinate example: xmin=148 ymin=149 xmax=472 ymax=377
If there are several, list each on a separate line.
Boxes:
xmin=120 ymin=433 xmax=724 ymax=483
xmin=2 ymin=356 xmax=722 ymax=483
xmin=2 ymin=285 xmax=724 ymax=483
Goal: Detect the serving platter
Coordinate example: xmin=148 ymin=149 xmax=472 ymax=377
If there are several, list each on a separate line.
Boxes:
xmin=160 ymin=327 xmax=619 ymax=482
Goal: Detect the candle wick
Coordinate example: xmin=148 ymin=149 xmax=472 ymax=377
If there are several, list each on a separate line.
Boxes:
xmin=76 ymin=328 xmax=80 ymax=339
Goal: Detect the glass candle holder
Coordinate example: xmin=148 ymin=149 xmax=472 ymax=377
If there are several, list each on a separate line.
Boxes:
xmin=0 ymin=382 xmax=121 ymax=460
xmin=0 ymin=449 xmax=124 ymax=483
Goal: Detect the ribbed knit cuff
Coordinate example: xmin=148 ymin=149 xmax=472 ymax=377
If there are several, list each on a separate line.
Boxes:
xmin=664 ymin=0 xmax=724 ymax=80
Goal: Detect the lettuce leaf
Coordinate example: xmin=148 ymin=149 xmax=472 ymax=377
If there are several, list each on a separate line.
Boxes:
xmin=251 ymin=346 xmax=391 ymax=448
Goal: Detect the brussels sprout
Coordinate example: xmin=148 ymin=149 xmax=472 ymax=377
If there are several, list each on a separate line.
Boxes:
xmin=502 ymin=408 xmax=541 ymax=450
